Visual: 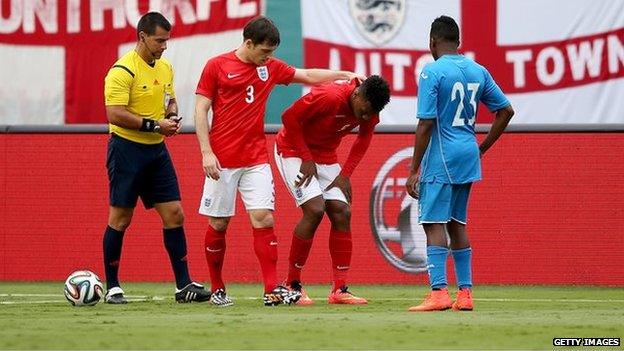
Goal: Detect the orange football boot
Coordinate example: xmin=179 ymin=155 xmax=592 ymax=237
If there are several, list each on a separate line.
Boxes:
xmin=328 ymin=286 xmax=368 ymax=305
xmin=408 ymin=288 xmax=453 ymax=312
xmin=287 ymin=281 xmax=314 ymax=306
xmin=452 ymin=288 xmax=474 ymax=311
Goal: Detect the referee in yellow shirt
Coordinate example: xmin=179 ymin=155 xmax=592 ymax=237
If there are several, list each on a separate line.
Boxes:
xmin=103 ymin=12 xmax=210 ymax=304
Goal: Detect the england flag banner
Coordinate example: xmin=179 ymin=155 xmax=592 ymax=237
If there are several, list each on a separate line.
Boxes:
xmin=302 ymin=0 xmax=624 ymax=125
xmin=0 ymin=0 xmax=263 ymax=125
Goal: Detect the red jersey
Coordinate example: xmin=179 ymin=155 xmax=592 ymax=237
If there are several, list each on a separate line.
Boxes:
xmin=196 ymin=51 xmax=295 ymax=168
xmin=275 ymin=80 xmax=379 ymax=177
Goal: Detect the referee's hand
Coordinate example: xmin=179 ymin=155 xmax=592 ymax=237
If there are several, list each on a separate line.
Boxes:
xmin=157 ymin=119 xmax=180 ymax=137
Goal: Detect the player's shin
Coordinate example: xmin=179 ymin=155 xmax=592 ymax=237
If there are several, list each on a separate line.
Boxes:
xmin=287 ymin=232 xmax=314 ymax=284
xmin=329 ymin=229 xmax=352 ymax=290
xmin=452 ymin=247 xmax=473 ymax=289
xmin=427 ymin=246 xmax=449 ymax=289
xmin=204 ymin=226 xmax=227 ymax=291
xmin=253 ymin=227 xmax=279 ymax=293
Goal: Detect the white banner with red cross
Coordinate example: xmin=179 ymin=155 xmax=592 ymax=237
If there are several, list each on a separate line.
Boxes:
xmin=0 ymin=0 xmax=263 ymax=125
xmin=302 ymin=0 xmax=624 ymax=125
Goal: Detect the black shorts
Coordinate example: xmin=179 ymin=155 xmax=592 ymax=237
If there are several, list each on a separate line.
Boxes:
xmin=106 ymin=134 xmax=181 ymax=209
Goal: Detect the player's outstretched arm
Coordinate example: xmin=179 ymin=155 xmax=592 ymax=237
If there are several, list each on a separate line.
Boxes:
xmin=479 ymin=104 xmax=514 ymax=156
xmin=193 ymin=94 xmax=221 ymax=180
xmin=406 ymin=119 xmax=435 ymax=199
xmin=292 ymin=68 xmax=365 ymax=85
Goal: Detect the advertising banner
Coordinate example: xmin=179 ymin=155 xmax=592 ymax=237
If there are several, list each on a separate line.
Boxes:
xmin=0 ymin=0 xmax=263 ymax=124
xmin=302 ymin=0 xmax=624 ymax=124
xmin=1 ymin=133 xmax=623 ymax=286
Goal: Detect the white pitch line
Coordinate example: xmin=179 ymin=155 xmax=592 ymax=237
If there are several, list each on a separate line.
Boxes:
xmin=240 ymin=297 xmax=624 ymax=303
xmin=0 ymin=294 xmax=151 ymax=298
xmin=2 ymin=294 xmax=623 ymax=305
xmin=0 ymin=297 xmax=164 ymax=305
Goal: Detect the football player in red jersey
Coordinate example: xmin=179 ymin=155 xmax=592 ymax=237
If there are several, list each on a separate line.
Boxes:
xmin=274 ymin=76 xmax=390 ymax=305
xmin=193 ymin=16 xmax=364 ymax=307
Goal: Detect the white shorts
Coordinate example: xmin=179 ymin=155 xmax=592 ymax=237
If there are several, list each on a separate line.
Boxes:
xmin=198 ymin=163 xmax=275 ymax=217
xmin=274 ymin=146 xmax=347 ymax=207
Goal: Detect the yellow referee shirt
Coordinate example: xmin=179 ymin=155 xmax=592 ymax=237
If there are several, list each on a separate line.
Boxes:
xmin=104 ymin=50 xmax=175 ymax=144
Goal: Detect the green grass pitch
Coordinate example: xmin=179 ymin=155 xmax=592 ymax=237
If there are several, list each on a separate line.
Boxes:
xmin=1 ymin=282 xmax=622 ymax=350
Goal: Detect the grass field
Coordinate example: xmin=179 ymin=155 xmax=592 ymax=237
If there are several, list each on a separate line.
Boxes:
xmin=0 ymin=283 xmax=622 ymax=350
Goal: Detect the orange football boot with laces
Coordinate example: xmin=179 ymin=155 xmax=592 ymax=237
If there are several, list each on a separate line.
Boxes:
xmin=328 ymin=286 xmax=368 ymax=305
xmin=287 ymin=281 xmax=314 ymax=306
xmin=452 ymin=288 xmax=474 ymax=311
xmin=408 ymin=288 xmax=453 ymax=312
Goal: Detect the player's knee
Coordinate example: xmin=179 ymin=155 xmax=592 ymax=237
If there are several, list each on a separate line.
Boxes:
xmin=328 ymin=204 xmax=351 ymax=228
xmin=250 ymin=210 xmax=273 ymax=228
xmin=302 ymin=202 xmax=325 ymax=223
xmin=210 ymin=217 xmax=230 ymax=232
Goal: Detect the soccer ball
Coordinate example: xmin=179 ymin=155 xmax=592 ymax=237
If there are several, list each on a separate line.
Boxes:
xmin=63 ymin=270 xmax=104 ymax=306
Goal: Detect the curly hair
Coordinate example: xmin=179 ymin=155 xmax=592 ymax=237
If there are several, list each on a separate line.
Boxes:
xmin=360 ymin=75 xmax=391 ymax=113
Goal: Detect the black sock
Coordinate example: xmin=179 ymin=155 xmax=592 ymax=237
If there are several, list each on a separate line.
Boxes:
xmin=103 ymin=226 xmax=125 ymax=290
xmin=163 ymin=226 xmax=192 ymax=289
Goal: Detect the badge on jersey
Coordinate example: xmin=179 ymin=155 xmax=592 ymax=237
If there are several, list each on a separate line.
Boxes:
xmin=257 ymin=66 xmax=269 ymax=82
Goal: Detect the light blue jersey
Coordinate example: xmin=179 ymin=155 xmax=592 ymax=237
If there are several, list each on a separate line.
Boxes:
xmin=417 ymin=55 xmax=510 ymax=184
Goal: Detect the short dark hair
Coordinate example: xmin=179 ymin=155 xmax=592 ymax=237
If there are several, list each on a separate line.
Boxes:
xmin=137 ymin=12 xmax=171 ymax=39
xmin=430 ymin=15 xmax=460 ymax=45
xmin=243 ymin=16 xmax=280 ymax=46
xmin=360 ymin=75 xmax=391 ymax=113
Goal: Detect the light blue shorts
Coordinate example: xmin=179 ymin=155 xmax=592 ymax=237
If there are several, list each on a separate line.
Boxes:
xmin=418 ymin=182 xmax=473 ymax=224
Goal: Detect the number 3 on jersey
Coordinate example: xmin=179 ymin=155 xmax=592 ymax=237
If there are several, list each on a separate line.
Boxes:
xmin=245 ymin=85 xmax=254 ymax=103
xmin=451 ymin=82 xmax=479 ymax=127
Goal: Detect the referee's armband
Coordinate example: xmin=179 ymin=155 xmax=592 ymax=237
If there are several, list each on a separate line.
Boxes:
xmin=140 ymin=118 xmax=157 ymax=132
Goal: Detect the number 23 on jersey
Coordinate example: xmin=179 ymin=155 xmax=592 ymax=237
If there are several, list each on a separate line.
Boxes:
xmin=451 ymin=82 xmax=480 ymax=127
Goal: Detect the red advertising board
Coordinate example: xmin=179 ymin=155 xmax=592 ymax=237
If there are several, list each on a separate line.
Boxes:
xmin=1 ymin=133 xmax=623 ymax=286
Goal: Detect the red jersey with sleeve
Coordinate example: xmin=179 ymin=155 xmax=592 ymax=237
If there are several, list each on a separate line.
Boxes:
xmin=196 ymin=51 xmax=295 ymax=168
xmin=275 ymin=80 xmax=379 ymax=177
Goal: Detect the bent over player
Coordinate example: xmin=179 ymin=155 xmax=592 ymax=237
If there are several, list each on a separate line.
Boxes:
xmin=275 ymin=76 xmax=390 ymax=305
xmin=406 ymin=16 xmax=514 ymax=312
xmin=194 ymin=16 xmax=363 ymax=306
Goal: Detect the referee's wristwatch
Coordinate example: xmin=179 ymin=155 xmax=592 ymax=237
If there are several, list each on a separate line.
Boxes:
xmin=153 ymin=124 xmax=161 ymax=134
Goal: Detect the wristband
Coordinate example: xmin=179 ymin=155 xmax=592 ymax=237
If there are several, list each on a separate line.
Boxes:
xmin=140 ymin=118 xmax=156 ymax=132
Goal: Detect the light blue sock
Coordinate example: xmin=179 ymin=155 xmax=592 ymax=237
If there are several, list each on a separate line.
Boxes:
xmin=452 ymin=247 xmax=473 ymax=289
xmin=427 ymin=246 xmax=449 ymax=289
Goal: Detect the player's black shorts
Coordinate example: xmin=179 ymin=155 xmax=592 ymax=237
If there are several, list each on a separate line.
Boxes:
xmin=106 ymin=133 xmax=181 ymax=209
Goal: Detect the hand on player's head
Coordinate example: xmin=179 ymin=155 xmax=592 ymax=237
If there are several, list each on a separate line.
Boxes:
xmin=351 ymin=75 xmax=391 ymax=121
